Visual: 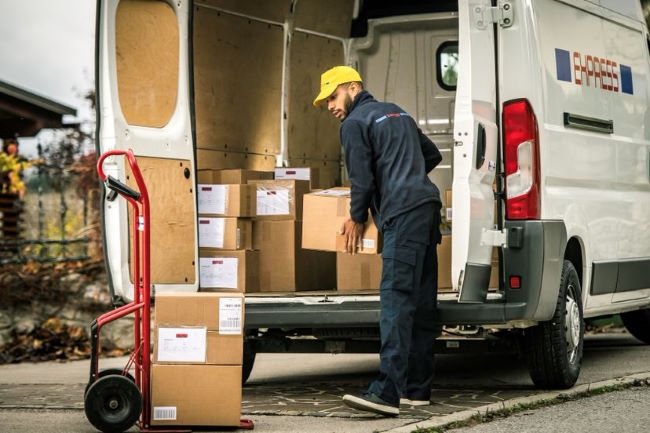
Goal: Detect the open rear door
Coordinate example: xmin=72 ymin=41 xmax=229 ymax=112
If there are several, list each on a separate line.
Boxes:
xmin=97 ymin=0 xmax=197 ymax=302
xmin=451 ymin=0 xmax=501 ymax=302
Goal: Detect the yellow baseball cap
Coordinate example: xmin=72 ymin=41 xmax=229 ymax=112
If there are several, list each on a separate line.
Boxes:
xmin=313 ymin=66 xmax=363 ymax=107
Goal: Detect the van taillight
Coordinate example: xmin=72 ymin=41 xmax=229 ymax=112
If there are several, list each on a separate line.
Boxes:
xmin=502 ymin=99 xmax=540 ymax=220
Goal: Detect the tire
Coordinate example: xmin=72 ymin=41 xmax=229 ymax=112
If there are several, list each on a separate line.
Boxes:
xmin=242 ymin=337 xmax=257 ymax=386
xmin=85 ymin=369 xmax=136 ymax=397
xmin=621 ymin=309 xmax=650 ymax=344
xmin=524 ymin=260 xmax=584 ymax=389
xmin=84 ymin=374 xmax=142 ymax=433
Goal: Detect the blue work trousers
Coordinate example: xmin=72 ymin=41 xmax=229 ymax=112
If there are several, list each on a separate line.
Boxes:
xmin=367 ymin=201 xmax=441 ymax=405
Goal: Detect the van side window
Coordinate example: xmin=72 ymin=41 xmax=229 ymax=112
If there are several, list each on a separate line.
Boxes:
xmin=437 ymin=41 xmax=459 ymax=91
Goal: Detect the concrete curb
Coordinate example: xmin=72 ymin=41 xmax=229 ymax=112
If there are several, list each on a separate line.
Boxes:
xmin=383 ymin=371 xmax=650 ymax=433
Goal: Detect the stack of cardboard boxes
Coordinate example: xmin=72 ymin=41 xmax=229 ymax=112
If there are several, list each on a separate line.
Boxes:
xmin=198 ymin=168 xmax=336 ymax=293
xmin=197 ymin=169 xmax=270 ymax=292
xmin=151 ymin=292 xmax=244 ymax=427
xmin=251 ymin=168 xmax=336 ymax=292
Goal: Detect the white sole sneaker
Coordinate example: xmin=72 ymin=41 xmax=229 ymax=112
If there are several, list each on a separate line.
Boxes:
xmin=342 ymin=394 xmax=399 ymax=416
xmin=400 ymin=398 xmax=431 ymax=406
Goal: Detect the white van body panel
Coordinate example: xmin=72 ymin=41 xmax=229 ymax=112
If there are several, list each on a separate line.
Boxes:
xmin=512 ymin=0 xmax=650 ymax=314
xmin=98 ymin=0 xmax=198 ymax=301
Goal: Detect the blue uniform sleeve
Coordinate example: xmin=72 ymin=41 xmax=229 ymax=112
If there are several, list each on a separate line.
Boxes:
xmin=418 ymin=128 xmax=442 ymax=173
xmin=341 ymin=119 xmax=374 ymax=224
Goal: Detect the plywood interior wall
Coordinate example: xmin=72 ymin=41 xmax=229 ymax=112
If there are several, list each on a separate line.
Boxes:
xmin=294 ymin=0 xmax=354 ymax=38
xmin=196 ymin=0 xmax=292 ymax=23
xmin=193 ymin=0 xmax=353 ymax=181
xmin=116 ymin=0 xmax=179 ymax=128
xmin=126 ymin=157 xmax=196 ymax=284
xmin=193 ymin=7 xmax=284 ymax=159
xmin=288 ymin=33 xmax=344 ymax=158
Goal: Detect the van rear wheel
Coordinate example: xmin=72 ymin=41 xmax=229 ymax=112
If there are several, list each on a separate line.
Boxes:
xmin=524 ymin=260 xmax=584 ymax=389
xmin=621 ymin=309 xmax=650 ymax=344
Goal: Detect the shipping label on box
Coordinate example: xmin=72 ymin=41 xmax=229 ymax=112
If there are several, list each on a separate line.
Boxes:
xmin=198 ymin=218 xmax=225 ymax=249
xmin=274 ymin=167 xmax=312 ymax=181
xmin=156 ymin=327 xmax=207 ymax=363
xmin=219 ymin=297 xmax=243 ymax=335
xmin=199 ymin=257 xmax=238 ymax=289
xmin=257 ymin=188 xmax=290 ymax=216
xmin=198 ymin=184 xmax=228 ymax=214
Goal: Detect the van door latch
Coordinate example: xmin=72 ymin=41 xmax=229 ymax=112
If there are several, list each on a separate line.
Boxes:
xmin=472 ymin=1 xmax=514 ymax=29
xmin=480 ymin=228 xmax=508 ymax=247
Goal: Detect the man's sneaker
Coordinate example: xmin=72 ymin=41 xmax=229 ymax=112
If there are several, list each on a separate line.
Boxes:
xmin=399 ymin=397 xmax=431 ymax=406
xmin=342 ymin=392 xmax=399 ymax=416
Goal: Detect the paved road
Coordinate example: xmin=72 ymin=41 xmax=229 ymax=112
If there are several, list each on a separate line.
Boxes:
xmin=0 ymin=333 xmax=647 ymax=432
xmin=448 ymin=387 xmax=650 ymax=433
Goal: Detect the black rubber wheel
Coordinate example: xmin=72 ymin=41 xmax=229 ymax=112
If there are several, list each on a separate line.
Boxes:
xmin=524 ymin=260 xmax=584 ymax=389
xmin=85 ymin=369 xmax=136 ymax=397
xmin=621 ymin=309 xmax=650 ymax=344
xmin=242 ymin=337 xmax=257 ymax=386
xmin=84 ymin=374 xmax=142 ymax=433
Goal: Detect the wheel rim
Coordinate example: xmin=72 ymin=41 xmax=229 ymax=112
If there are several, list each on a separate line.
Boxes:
xmin=565 ymin=284 xmax=581 ymax=364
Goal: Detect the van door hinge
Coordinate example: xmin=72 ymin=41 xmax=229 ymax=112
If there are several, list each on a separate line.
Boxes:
xmin=472 ymin=1 xmax=514 ymax=29
xmin=480 ymin=228 xmax=508 ymax=247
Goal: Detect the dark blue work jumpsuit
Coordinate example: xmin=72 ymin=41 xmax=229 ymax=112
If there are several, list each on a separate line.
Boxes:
xmin=341 ymin=91 xmax=443 ymax=406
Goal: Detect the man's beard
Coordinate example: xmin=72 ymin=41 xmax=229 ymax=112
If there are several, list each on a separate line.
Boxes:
xmin=340 ymin=93 xmax=354 ymax=121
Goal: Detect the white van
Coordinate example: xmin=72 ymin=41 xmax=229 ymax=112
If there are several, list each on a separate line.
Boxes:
xmin=96 ymin=0 xmax=650 ymax=389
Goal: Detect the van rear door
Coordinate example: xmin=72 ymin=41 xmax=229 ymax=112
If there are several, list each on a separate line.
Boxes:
xmin=452 ymin=0 xmax=501 ymax=302
xmin=97 ymin=0 xmax=197 ymax=301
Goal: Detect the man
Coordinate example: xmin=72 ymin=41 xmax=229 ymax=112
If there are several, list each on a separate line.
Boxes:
xmin=313 ymin=66 xmax=443 ymax=416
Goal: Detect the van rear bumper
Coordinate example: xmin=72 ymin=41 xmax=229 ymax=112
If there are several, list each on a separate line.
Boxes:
xmin=244 ymin=220 xmax=567 ymax=329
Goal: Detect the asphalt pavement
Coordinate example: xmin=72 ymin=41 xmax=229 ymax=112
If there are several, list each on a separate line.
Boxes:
xmin=0 ymin=332 xmax=648 ymax=433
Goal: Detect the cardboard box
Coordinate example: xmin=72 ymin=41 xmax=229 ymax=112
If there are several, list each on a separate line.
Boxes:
xmin=274 ymin=167 xmax=324 ymax=189
xmin=198 ymin=217 xmax=252 ymax=250
xmin=302 ymin=188 xmax=382 ymax=254
xmin=197 ymin=184 xmax=256 ymax=217
xmin=198 ymin=169 xmax=272 ymax=185
xmin=153 ymin=327 xmax=243 ymax=365
xmin=199 ymin=250 xmax=259 ymax=292
xmin=249 ymin=179 xmax=310 ymax=220
xmin=253 ymin=220 xmax=336 ymax=292
xmin=155 ymin=292 xmax=245 ymax=331
xmin=151 ymin=364 xmax=241 ymax=426
xmin=337 ymin=253 xmax=383 ymax=291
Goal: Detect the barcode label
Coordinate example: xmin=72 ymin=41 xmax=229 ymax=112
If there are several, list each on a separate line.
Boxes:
xmin=153 ymin=406 xmax=177 ymax=420
xmin=362 ymin=238 xmax=375 ymax=249
xmin=219 ymin=297 xmax=243 ymax=335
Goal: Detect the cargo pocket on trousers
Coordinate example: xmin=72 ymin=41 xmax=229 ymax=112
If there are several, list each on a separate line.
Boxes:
xmin=382 ymin=246 xmax=417 ymax=293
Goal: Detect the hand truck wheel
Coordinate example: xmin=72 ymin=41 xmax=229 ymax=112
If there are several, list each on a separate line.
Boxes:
xmin=84 ymin=374 xmax=142 ymax=433
xmin=85 ymin=369 xmax=136 ymax=397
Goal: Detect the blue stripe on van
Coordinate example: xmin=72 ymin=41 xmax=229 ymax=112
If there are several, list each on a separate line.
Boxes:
xmin=555 ymin=48 xmax=572 ymax=82
xmin=620 ymin=64 xmax=633 ymax=94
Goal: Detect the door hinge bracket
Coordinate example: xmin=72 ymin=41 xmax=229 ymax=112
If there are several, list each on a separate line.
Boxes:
xmin=481 ymin=228 xmax=508 ymax=247
xmin=472 ymin=1 xmax=514 ymax=29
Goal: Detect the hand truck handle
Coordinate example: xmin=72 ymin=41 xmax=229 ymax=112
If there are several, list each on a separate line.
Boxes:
xmin=105 ymin=175 xmax=141 ymax=201
xmin=96 ymin=149 xmax=146 ymax=203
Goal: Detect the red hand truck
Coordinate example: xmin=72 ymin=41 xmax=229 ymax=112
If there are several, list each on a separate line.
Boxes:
xmin=84 ymin=149 xmax=254 ymax=433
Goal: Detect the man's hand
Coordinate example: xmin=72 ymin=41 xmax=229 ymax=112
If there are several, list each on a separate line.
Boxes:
xmin=339 ymin=218 xmax=364 ymax=255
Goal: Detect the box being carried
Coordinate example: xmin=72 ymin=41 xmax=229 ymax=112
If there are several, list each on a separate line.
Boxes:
xmin=249 ymin=179 xmax=310 ymax=221
xmin=302 ymin=188 xmax=382 ymax=254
